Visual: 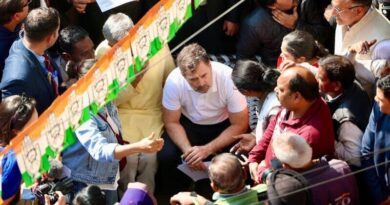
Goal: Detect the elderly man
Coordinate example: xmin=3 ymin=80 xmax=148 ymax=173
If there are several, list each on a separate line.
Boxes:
xmin=157 ymin=43 xmax=248 ymax=196
xmin=95 ymin=13 xmax=134 ymax=59
xmin=331 ymin=0 xmax=390 ymax=97
xmin=111 ymin=17 xmax=175 ymax=197
xmin=272 ymin=132 xmax=359 ymax=205
xmin=361 ymin=75 xmax=390 ymax=204
xmin=0 ymin=0 xmax=29 ymax=79
xmin=248 ymin=66 xmax=335 ymax=183
xmin=1 ymin=7 xmax=62 ymax=114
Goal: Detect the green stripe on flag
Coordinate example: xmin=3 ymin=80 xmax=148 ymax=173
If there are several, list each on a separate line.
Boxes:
xmin=128 ymin=64 xmax=136 ymax=84
xmin=90 ymin=102 xmax=100 ymax=115
xmin=22 ymin=171 xmax=34 ymax=187
xmin=168 ymin=19 xmax=179 ymax=42
xmin=184 ymin=4 xmax=193 ymax=21
xmin=107 ymin=80 xmax=120 ymax=102
xmin=134 ymin=56 xmax=144 ymax=72
xmin=194 ymin=0 xmax=201 ymax=9
xmin=149 ymin=37 xmax=163 ymax=58
xmin=80 ymin=106 xmax=92 ymax=124
xmin=63 ymin=127 xmax=77 ymax=150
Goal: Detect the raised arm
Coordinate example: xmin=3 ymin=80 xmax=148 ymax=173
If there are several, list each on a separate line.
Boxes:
xmin=76 ymin=116 xmax=163 ymax=162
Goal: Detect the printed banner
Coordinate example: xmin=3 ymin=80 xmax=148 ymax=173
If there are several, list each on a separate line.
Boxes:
xmin=0 ymin=0 xmax=198 ymax=188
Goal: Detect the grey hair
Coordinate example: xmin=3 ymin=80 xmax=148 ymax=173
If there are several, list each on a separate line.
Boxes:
xmin=102 ymin=13 xmax=134 ymax=46
xmin=272 ymin=132 xmax=313 ymax=169
xmin=208 ymin=153 xmax=245 ymax=194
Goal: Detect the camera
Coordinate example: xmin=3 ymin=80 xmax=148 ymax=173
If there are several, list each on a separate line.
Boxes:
xmin=34 ymin=177 xmax=73 ymax=205
xmin=261 ymin=158 xmax=283 ymax=182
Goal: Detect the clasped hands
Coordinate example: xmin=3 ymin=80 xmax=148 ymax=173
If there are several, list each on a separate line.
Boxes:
xmin=182 ymin=145 xmax=212 ymax=171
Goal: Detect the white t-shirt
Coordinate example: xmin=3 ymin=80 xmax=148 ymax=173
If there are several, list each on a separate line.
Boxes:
xmin=163 ymin=61 xmax=247 ymax=125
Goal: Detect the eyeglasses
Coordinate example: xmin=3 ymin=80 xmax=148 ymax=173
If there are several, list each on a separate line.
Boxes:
xmin=22 ymin=0 xmax=32 ymax=8
xmin=328 ymin=4 xmax=365 ymax=15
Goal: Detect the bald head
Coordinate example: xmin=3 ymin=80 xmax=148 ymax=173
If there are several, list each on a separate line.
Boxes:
xmin=283 ymin=66 xmax=318 ymax=86
xmin=208 ymin=153 xmax=245 ymax=194
xmin=282 ymin=66 xmax=319 ymax=101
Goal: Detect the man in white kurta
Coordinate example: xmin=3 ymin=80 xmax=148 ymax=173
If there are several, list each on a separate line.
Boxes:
xmin=331 ymin=0 xmax=390 ymax=97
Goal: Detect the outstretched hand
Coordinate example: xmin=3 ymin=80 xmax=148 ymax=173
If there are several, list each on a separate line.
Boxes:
xmin=349 ymin=39 xmax=377 ymax=55
xmin=170 ymin=192 xmax=209 ymax=205
xmin=230 ymin=133 xmax=256 ymax=155
xmin=138 ymin=132 xmax=164 ymax=153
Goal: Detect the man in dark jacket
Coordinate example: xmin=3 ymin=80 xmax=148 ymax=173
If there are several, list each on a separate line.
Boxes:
xmin=236 ymin=0 xmax=333 ymax=67
xmin=0 ymin=0 xmax=29 ymax=79
xmin=316 ymin=55 xmax=371 ymax=167
xmin=1 ymin=7 xmax=62 ymax=114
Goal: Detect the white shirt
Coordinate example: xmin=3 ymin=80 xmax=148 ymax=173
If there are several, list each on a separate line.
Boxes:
xmin=163 ymin=61 xmax=247 ymax=125
xmin=335 ymin=8 xmax=390 ymax=97
xmin=255 ymin=92 xmax=280 ymax=143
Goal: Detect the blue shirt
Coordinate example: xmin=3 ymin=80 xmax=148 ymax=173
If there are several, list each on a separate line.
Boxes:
xmin=1 ymin=147 xmax=21 ymax=200
xmin=361 ymin=102 xmax=390 ymax=204
xmin=0 ymin=25 xmax=21 ymax=80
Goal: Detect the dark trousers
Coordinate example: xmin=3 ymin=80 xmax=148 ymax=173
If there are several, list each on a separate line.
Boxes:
xmin=156 ymin=116 xmax=230 ymax=199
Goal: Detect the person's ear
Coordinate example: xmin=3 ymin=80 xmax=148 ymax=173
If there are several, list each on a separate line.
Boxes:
xmin=13 ymin=12 xmax=24 ymax=22
xmin=355 ymin=6 xmax=366 ymax=15
xmin=268 ymin=3 xmax=277 ymax=10
xmin=293 ymin=92 xmax=301 ymax=101
xmin=61 ymin=52 xmax=72 ymax=61
xmin=242 ymin=167 xmax=248 ymax=181
xmin=46 ymin=32 xmax=56 ymax=45
xmin=333 ymin=81 xmax=343 ymax=93
xmin=210 ymin=181 xmax=219 ymax=192
xmin=296 ymin=56 xmax=306 ymax=64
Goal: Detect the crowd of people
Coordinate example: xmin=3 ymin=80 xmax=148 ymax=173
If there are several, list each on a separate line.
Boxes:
xmin=1 ymin=0 xmax=390 ymax=204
